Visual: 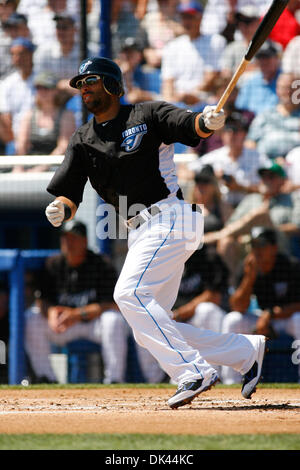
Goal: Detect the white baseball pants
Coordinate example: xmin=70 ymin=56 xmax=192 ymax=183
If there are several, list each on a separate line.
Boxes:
xmin=114 ymin=196 xmax=259 ymax=385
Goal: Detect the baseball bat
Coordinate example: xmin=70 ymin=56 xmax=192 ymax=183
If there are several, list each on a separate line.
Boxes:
xmin=215 ymin=0 xmax=289 ymax=113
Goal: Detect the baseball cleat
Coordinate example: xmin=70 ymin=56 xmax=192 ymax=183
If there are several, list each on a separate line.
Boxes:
xmin=168 ymin=370 xmax=219 ymax=409
xmin=241 ymin=335 xmax=267 ymax=399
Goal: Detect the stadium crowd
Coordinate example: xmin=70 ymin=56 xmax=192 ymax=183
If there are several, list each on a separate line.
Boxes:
xmin=0 ymin=0 xmax=300 ymax=385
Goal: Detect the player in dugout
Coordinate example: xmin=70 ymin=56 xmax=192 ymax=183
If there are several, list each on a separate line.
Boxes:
xmin=45 ymin=57 xmax=267 ymax=409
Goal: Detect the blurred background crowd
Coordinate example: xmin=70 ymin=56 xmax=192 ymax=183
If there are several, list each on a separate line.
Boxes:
xmin=0 ymin=0 xmax=300 ymax=386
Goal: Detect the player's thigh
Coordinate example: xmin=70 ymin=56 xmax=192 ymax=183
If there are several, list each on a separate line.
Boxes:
xmin=222 ymin=311 xmax=258 ymax=334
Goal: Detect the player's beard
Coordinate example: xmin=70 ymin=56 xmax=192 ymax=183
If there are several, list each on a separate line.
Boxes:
xmin=82 ymin=90 xmax=112 ymax=114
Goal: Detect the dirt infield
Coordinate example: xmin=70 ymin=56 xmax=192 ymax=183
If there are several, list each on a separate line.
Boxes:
xmin=0 ymin=387 xmax=299 ymax=435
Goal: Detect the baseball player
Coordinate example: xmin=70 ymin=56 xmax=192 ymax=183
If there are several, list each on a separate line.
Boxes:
xmin=45 ymin=57 xmax=267 ymax=409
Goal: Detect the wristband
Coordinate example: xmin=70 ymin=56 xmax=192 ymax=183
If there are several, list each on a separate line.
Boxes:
xmin=198 ymin=115 xmax=214 ymax=135
xmin=79 ymin=309 xmax=89 ymax=322
xmin=268 ymin=308 xmax=275 ymax=318
xmin=63 ymin=204 xmax=72 ymax=221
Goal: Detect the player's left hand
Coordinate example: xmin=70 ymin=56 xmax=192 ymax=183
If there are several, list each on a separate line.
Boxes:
xmin=202 ymin=105 xmax=225 ymax=131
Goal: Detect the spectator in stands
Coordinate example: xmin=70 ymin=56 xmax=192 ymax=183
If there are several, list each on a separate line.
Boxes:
xmin=284 ymin=146 xmax=300 ymax=194
xmin=192 ymin=164 xmax=233 ymax=232
xmin=200 ymin=0 xmax=237 ymax=41
xmin=190 ymin=112 xmax=269 ymax=209
xmin=111 ymin=0 xmax=150 ymax=58
xmin=222 ymin=226 xmax=300 ymax=383
xmin=194 ymin=75 xmax=255 ymax=156
xmin=141 ymin=0 xmax=184 ymax=69
xmin=3 ymin=12 xmax=31 ymax=39
xmin=161 ymin=1 xmax=226 ymax=106
xmin=17 ymin=0 xmax=75 ymax=48
xmin=34 ymin=13 xmax=80 ymax=98
xmin=15 ymin=71 xmax=76 ymax=171
xmin=204 ymin=161 xmax=300 ymax=285
xmin=86 ymin=0 xmax=101 ymax=55
xmin=220 ymin=5 xmax=261 ymax=82
xmin=0 ymin=0 xmax=19 ymax=79
xmin=268 ymin=0 xmax=300 ymax=50
xmin=246 ymin=72 xmax=300 ymax=160
xmin=0 ymin=37 xmax=36 ymax=155
xmin=25 ymin=220 xmax=164 ymax=384
xmin=115 ymin=37 xmax=157 ymax=104
xmin=282 ymin=34 xmax=300 ymax=76
xmin=235 ymin=40 xmax=282 ymax=116
xmin=0 ymin=0 xmax=21 ymax=153
xmin=200 ymin=0 xmax=272 ymax=39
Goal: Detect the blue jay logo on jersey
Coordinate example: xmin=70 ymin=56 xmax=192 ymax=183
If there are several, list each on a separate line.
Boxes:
xmin=121 ymin=124 xmax=148 ymax=152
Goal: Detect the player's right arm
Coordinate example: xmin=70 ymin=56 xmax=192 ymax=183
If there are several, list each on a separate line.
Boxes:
xmin=45 ymin=132 xmax=87 ymax=227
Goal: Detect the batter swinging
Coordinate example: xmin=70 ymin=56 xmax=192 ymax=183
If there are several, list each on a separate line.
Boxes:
xmin=45 ymin=57 xmax=266 ymax=408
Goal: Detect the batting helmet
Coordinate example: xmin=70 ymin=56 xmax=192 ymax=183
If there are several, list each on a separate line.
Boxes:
xmin=69 ymin=57 xmax=124 ymax=97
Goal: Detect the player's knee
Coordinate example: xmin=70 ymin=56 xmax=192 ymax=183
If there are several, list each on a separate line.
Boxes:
xmin=101 ymin=310 xmax=127 ymax=328
xmin=222 ymin=311 xmax=244 ymax=333
xmin=25 ymin=305 xmax=44 ymax=330
xmin=113 ymin=283 xmax=133 ymax=309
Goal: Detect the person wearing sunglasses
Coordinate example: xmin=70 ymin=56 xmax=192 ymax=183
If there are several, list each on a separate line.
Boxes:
xmin=44 ymin=56 xmax=267 ymax=409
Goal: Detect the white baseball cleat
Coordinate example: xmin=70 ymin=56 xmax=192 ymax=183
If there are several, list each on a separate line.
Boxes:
xmin=241 ymin=335 xmax=267 ymax=399
xmin=168 ymin=370 xmax=219 ymax=409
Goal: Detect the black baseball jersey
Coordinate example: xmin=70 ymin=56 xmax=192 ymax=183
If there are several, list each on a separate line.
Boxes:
xmin=40 ymin=250 xmax=117 ymax=307
xmin=174 ymin=246 xmax=229 ymax=308
xmin=236 ymin=253 xmax=300 ymax=310
xmin=47 ymin=101 xmax=201 ymax=218
xmin=253 ymin=254 xmax=300 ymax=310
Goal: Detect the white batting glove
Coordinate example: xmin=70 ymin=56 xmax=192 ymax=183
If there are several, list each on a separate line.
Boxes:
xmin=45 ymin=200 xmax=65 ymax=227
xmin=201 ymin=105 xmax=226 ymax=131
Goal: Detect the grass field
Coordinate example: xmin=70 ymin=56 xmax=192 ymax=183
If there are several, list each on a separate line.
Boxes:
xmin=0 ymin=433 xmax=299 ymax=450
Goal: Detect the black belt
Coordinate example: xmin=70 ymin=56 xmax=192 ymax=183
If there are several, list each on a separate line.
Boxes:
xmin=126 ymin=203 xmax=201 ymax=231
xmin=191 ymin=203 xmax=202 ymax=214
xmin=126 ymin=205 xmax=161 ymax=230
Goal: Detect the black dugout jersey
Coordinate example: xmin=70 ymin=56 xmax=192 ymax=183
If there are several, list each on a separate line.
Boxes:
xmin=41 ymin=250 xmax=117 ymax=307
xmin=47 ymin=101 xmax=201 ymax=218
xmin=174 ymin=246 xmax=229 ymax=308
xmin=236 ymin=253 xmax=300 ymax=310
xmin=253 ymin=254 xmax=300 ymax=310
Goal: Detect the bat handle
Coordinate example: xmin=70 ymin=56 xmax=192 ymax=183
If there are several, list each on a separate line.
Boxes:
xmin=215 ymin=58 xmax=250 ymax=113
